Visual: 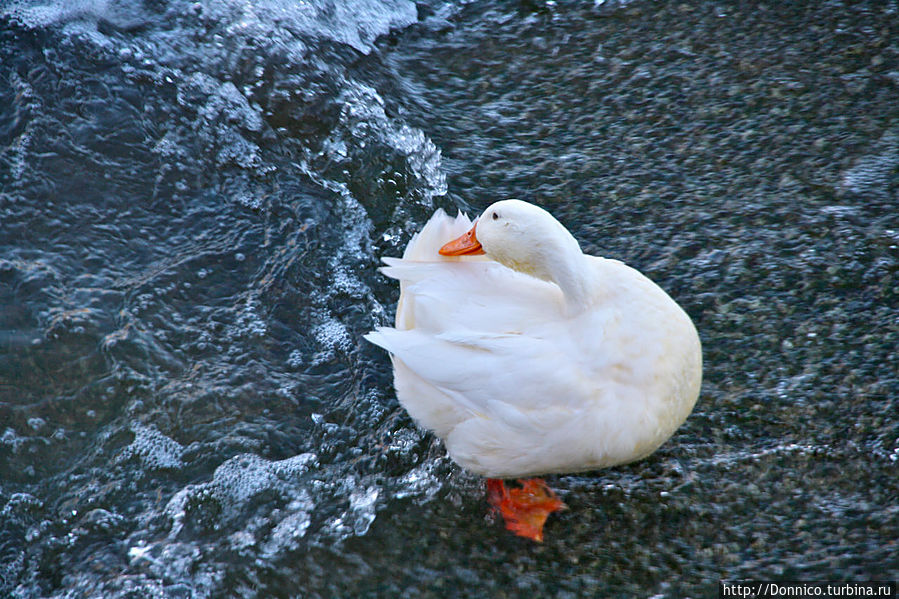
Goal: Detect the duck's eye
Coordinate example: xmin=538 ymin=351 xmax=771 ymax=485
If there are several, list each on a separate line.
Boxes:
xmin=492 ymin=212 xmax=499 ymax=220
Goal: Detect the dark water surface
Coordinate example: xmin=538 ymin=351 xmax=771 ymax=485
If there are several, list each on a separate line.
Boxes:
xmin=1 ymin=0 xmax=897 ymax=596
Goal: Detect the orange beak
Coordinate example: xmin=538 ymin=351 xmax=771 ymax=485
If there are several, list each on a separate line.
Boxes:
xmin=438 ymin=220 xmax=485 ymax=256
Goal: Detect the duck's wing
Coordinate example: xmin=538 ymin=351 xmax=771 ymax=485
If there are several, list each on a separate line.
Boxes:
xmin=364 ymin=259 xmax=596 ymax=416
xmin=384 ymin=208 xmax=489 ymax=330
xmin=384 ymin=259 xmax=563 ymax=334
xmin=401 ymin=209 xmax=470 ymax=260
xmin=367 ymin=321 xmax=587 ymax=404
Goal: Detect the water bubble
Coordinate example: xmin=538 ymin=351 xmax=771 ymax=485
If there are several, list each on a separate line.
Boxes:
xmin=287 ymin=349 xmax=304 ymax=368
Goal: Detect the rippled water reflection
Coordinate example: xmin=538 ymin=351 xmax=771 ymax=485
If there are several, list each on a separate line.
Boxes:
xmin=1 ymin=0 xmax=897 ymax=596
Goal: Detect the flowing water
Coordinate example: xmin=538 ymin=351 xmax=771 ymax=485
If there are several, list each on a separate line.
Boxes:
xmin=1 ymin=0 xmax=897 ymax=596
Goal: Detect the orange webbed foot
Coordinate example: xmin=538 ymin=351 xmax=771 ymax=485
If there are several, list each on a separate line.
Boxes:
xmin=486 ymin=478 xmax=566 ymax=542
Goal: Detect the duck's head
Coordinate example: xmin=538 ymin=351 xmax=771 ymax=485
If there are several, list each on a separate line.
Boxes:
xmin=439 ymin=199 xmax=583 ymax=284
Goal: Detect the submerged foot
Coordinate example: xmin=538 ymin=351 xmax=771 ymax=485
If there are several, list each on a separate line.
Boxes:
xmin=486 ymin=478 xmax=566 ymax=542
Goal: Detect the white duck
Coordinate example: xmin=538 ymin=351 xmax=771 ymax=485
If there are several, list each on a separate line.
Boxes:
xmin=365 ymin=200 xmax=702 ymax=541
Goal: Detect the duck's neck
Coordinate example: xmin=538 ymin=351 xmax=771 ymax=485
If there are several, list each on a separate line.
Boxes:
xmin=548 ymin=251 xmax=598 ymax=315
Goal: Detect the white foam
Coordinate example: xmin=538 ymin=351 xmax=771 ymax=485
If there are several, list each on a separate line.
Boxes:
xmin=117 ymin=423 xmax=184 ymax=471
xmin=184 ymin=0 xmax=417 ymax=55
xmin=312 ymin=315 xmax=353 ymax=363
xmin=3 ymin=0 xmax=147 ymax=30
xmin=259 ymin=499 xmax=314 ymax=556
